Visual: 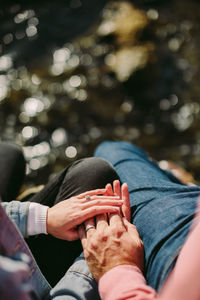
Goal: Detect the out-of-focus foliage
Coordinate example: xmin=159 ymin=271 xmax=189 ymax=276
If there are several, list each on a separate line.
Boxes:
xmin=0 ymin=0 xmax=200 ymax=187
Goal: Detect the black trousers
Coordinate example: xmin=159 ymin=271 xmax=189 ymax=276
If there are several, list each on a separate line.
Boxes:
xmin=0 ymin=142 xmax=119 ymax=286
xmin=0 ymin=142 xmax=26 ymax=202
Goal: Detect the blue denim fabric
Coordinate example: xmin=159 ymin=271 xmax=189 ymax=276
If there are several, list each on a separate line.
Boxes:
xmin=2 ymin=201 xmax=30 ymax=237
xmin=0 ymin=201 xmax=51 ymax=299
xmin=46 ymin=252 xmax=100 ymax=300
xmin=94 ymin=141 xmax=200 ymax=290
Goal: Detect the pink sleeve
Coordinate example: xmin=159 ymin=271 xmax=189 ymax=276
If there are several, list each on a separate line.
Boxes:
xmin=99 ymin=265 xmax=157 ymax=300
xmin=99 ymin=219 xmax=200 ymax=300
xmin=159 ymin=218 xmax=200 ymax=300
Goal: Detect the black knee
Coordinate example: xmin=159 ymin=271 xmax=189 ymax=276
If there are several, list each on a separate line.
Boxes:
xmin=0 ymin=142 xmax=26 ymax=201
xmin=55 ymin=157 xmax=120 ymax=202
xmin=70 ymin=157 xmax=120 ymax=188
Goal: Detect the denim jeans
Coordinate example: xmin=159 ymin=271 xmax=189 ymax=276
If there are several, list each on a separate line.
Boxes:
xmin=94 ymin=141 xmax=200 ymax=290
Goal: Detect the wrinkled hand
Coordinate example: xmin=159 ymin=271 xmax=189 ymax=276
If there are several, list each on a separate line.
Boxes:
xmin=79 ymin=207 xmax=144 ymax=281
xmin=47 ymin=188 xmax=123 ymax=241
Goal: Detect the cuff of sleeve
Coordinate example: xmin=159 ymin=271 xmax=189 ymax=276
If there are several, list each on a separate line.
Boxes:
xmin=27 ymin=203 xmax=49 ymax=236
xmin=99 ymin=265 xmax=147 ymax=300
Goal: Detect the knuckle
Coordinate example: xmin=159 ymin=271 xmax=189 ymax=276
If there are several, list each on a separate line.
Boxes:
xmin=116 ymin=229 xmax=124 ymax=238
xmin=98 ymin=231 xmax=108 ymax=242
xmin=111 ymin=225 xmax=124 ymax=237
xmin=84 ymin=250 xmax=90 ymax=260
xmin=91 ymin=207 xmax=98 ymax=214
xmin=73 ymin=211 xmax=81 ymax=219
xmin=89 ymin=239 xmax=98 ymax=250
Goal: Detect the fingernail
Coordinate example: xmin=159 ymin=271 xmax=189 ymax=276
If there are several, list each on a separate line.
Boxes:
xmin=118 ymin=200 xmax=124 ymax=203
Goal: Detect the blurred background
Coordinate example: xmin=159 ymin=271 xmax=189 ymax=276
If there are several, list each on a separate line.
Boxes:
xmin=0 ymin=0 xmax=200 ymax=188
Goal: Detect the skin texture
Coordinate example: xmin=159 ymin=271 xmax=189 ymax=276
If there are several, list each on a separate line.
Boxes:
xmin=78 ymin=181 xmax=144 ymax=281
xmin=46 ymin=188 xmax=123 ymax=241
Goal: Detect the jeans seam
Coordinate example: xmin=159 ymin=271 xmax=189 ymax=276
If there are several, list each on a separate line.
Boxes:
xmin=68 ymin=270 xmax=94 ymax=281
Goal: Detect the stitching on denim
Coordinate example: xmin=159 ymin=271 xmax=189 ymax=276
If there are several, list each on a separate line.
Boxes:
xmin=68 ymin=270 xmax=94 ymax=281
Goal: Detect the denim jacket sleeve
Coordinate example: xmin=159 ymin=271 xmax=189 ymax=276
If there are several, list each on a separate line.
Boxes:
xmin=0 ymin=253 xmax=35 ymax=300
xmin=45 ymin=252 xmax=100 ymax=300
xmin=1 ymin=201 xmax=30 ymax=237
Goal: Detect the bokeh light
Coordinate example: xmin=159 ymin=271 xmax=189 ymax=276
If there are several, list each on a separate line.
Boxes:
xmin=0 ymin=0 xmax=200 ymax=187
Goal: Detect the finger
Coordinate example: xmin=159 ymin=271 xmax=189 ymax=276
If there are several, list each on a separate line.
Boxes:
xmin=83 ymin=199 xmax=123 ymax=209
xmin=84 ymin=217 xmax=96 ymax=238
xmin=121 ymin=183 xmax=131 ymax=222
xmin=84 ymin=217 xmax=95 ymax=227
xmin=77 ymin=189 xmax=106 ymax=199
xmin=113 ymin=180 xmax=121 ymax=197
xmin=122 ymin=218 xmax=140 ymax=237
xmin=83 ymin=195 xmax=121 ymax=204
xmin=78 ymin=225 xmax=87 ymax=248
xmin=109 ymin=212 xmax=125 ymax=229
xmin=89 ymin=195 xmax=120 ymax=200
xmin=77 ymin=206 xmax=120 ymax=226
xmin=105 ymin=183 xmax=114 ymax=196
xmin=96 ymin=213 xmax=108 ymax=230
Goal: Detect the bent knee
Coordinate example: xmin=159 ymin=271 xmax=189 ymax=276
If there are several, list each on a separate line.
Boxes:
xmin=74 ymin=157 xmax=117 ymax=178
xmin=68 ymin=157 xmax=119 ymax=189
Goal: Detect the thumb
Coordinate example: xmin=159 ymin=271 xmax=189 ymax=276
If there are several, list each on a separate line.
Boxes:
xmin=122 ymin=217 xmax=133 ymax=229
xmin=123 ymin=217 xmax=138 ymax=234
xmin=121 ymin=183 xmax=131 ymax=222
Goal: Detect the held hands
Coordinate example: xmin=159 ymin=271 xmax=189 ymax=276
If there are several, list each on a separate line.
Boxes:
xmin=78 ymin=181 xmax=144 ymax=281
xmin=47 ymin=188 xmax=123 ymax=241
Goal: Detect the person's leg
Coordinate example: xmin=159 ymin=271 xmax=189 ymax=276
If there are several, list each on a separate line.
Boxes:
xmin=25 ymin=157 xmax=119 ymax=286
xmin=0 ymin=142 xmax=26 ymax=202
xmin=94 ymin=141 xmax=200 ymax=290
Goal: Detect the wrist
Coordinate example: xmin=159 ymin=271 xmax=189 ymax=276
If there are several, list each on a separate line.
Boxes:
xmin=94 ymin=262 xmax=138 ymax=282
xmin=103 ymin=261 xmax=138 ymax=277
xmin=46 ymin=207 xmax=56 ymax=236
xmin=46 ymin=207 xmax=51 ymax=235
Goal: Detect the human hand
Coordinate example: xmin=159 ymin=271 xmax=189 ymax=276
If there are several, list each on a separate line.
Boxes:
xmin=78 ymin=212 xmax=144 ymax=281
xmin=106 ymin=180 xmax=131 ymax=221
xmin=47 ymin=188 xmax=123 ymax=241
